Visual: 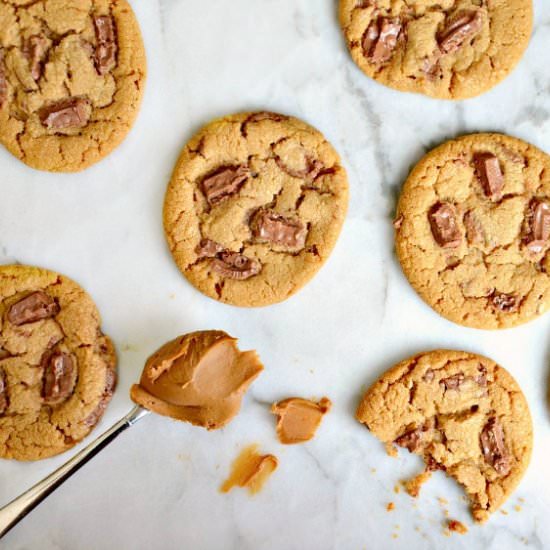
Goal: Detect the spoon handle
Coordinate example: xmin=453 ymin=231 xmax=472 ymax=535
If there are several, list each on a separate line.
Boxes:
xmin=0 ymin=405 xmax=149 ymax=539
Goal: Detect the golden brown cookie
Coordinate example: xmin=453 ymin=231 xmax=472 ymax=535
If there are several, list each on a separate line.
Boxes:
xmin=0 ymin=264 xmax=116 ymax=461
xmin=339 ymin=0 xmax=533 ymax=100
xmin=163 ymin=112 xmax=349 ymax=307
xmin=0 ymin=0 xmax=146 ymax=172
xmin=356 ymin=350 xmax=533 ymax=523
xmin=395 ymin=133 xmax=550 ymax=329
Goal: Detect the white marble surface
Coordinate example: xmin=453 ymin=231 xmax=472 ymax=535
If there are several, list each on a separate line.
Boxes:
xmin=1 ymin=1 xmax=550 ymax=548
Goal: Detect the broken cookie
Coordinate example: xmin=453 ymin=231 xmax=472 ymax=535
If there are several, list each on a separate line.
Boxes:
xmin=130 ymin=331 xmax=263 ymax=429
xmin=163 ymin=112 xmax=349 ymax=306
xmin=271 ymin=397 xmax=331 ymax=444
xmin=356 ymin=350 xmax=533 ymax=523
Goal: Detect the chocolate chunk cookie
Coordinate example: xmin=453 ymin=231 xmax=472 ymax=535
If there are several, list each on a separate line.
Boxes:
xmin=164 ymin=112 xmax=349 ymax=307
xmin=339 ymin=0 xmax=533 ymax=99
xmin=356 ymin=350 xmax=533 ymax=523
xmin=395 ymin=133 xmax=550 ymax=329
xmin=0 ymin=0 xmax=146 ymax=172
xmin=0 ymin=265 xmax=116 ymax=460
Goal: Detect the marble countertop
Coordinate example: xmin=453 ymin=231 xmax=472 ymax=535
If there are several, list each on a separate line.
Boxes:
xmin=1 ymin=1 xmax=550 ymax=549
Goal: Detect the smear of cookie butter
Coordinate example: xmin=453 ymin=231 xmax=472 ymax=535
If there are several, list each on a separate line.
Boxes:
xmin=130 ymin=331 xmax=263 ymax=429
xmin=271 ymin=397 xmax=332 ymax=444
xmin=220 ymin=444 xmax=278 ymax=495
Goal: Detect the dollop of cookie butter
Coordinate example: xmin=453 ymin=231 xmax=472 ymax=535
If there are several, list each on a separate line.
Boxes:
xmin=438 ymin=10 xmax=483 ymax=54
xmin=362 ymin=17 xmax=402 ymax=64
xmin=0 ymin=368 xmax=8 ymax=415
xmin=212 ymin=251 xmax=261 ymax=280
xmin=93 ymin=15 xmax=117 ymax=75
xmin=480 ymin=417 xmax=511 ymax=476
xmin=252 ymin=209 xmax=307 ymax=249
xmin=130 ymin=331 xmax=264 ymax=429
xmin=473 ymin=153 xmax=504 ymax=200
xmin=42 ymin=351 xmax=77 ymax=406
xmin=7 ymin=291 xmax=59 ymax=326
xmin=428 ymin=202 xmax=462 ymax=248
xmin=271 ymin=397 xmax=331 ymax=444
xmin=38 ymin=97 xmax=91 ymax=130
xmin=201 ymin=166 xmax=249 ymax=205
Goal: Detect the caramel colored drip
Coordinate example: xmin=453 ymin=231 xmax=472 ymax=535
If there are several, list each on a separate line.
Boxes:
xmin=271 ymin=397 xmax=332 ymax=444
xmin=220 ymin=445 xmax=278 ymax=495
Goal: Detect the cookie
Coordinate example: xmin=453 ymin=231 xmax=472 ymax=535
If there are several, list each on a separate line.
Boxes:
xmin=0 ymin=0 xmax=146 ymax=172
xmin=0 ymin=264 xmax=116 ymax=461
xmin=339 ymin=0 xmax=533 ymax=100
xmin=163 ymin=112 xmax=349 ymax=307
xmin=395 ymin=133 xmax=550 ymax=329
xmin=356 ymin=350 xmax=533 ymax=523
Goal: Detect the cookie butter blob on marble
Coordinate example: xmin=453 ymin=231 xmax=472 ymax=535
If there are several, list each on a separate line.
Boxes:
xmin=130 ymin=331 xmax=263 ymax=429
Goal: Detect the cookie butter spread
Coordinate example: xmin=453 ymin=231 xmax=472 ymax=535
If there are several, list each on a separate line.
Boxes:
xmin=221 ymin=444 xmax=278 ymax=495
xmin=271 ymin=397 xmax=332 ymax=444
xmin=130 ymin=331 xmax=263 ymax=430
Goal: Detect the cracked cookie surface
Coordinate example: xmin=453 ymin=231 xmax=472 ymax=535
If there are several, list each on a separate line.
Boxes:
xmin=356 ymin=350 xmax=532 ymax=523
xmin=163 ymin=112 xmax=349 ymax=307
xmin=395 ymin=133 xmax=550 ymax=329
xmin=0 ymin=0 xmax=146 ymax=172
xmin=339 ymin=0 xmax=533 ymax=100
xmin=0 ymin=264 xmax=116 ymax=461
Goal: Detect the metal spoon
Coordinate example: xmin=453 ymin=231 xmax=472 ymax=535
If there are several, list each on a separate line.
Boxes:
xmin=0 ymin=405 xmax=150 ymax=539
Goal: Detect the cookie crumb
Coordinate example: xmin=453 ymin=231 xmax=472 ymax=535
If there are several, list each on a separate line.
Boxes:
xmin=447 ymin=520 xmax=468 ymax=535
xmin=386 ymin=502 xmax=395 ymax=512
xmin=404 ymin=471 xmax=431 ymax=498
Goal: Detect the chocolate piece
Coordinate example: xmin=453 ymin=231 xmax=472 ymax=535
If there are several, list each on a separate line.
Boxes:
xmin=464 ymin=211 xmax=484 ymax=245
xmin=491 ymin=291 xmax=518 ymax=312
xmin=474 ymin=153 xmax=504 ymax=200
xmin=362 ymin=17 xmax=402 ymax=64
xmin=94 ymin=15 xmax=117 ymax=75
xmin=0 ymin=368 xmax=8 ymax=415
xmin=252 ymin=209 xmax=307 ymax=249
xmin=480 ymin=417 xmax=511 ymax=476
xmin=83 ymin=367 xmax=116 ymax=427
xmin=423 ymin=369 xmax=435 ymax=382
xmin=428 ymin=202 xmax=462 ymax=248
xmin=525 ymin=200 xmax=550 ymax=254
xmin=438 ymin=10 xmax=483 ymax=54
xmin=275 ymin=155 xmax=323 ymax=180
xmin=476 ymin=365 xmax=488 ymax=386
xmin=23 ymin=35 xmax=49 ymax=81
xmin=212 ymin=251 xmax=261 ymax=280
xmin=38 ymin=97 xmax=90 ymax=129
xmin=201 ymin=166 xmax=249 ymax=205
xmin=440 ymin=373 xmax=465 ymax=390
xmin=426 ymin=455 xmax=446 ymax=472
xmin=195 ymin=238 xmax=224 ymax=258
xmin=42 ymin=352 xmax=77 ymax=406
xmin=395 ymin=428 xmax=422 ymax=452
xmin=393 ymin=214 xmax=404 ymax=230
xmin=0 ymin=49 xmax=7 ymax=108
xmin=7 ymin=291 xmax=59 ymax=326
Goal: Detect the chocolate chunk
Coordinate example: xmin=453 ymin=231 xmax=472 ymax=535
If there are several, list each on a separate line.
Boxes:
xmin=23 ymin=35 xmax=49 ymax=81
xmin=195 ymin=238 xmax=224 ymax=258
xmin=362 ymin=17 xmax=402 ymax=64
xmin=440 ymin=373 xmax=465 ymax=390
xmin=476 ymin=365 xmax=488 ymax=386
xmin=7 ymin=291 xmax=59 ymax=326
xmin=201 ymin=166 xmax=249 ymax=205
xmin=474 ymin=153 xmax=504 ymax=200
xmin=0 ymin=368 xmax=8 ymax=415
xmin=395 ymin=428 xmax=422 ymax=452
xmin=438 ymin=10 xmax=483 ymax=54
xmin=0 ymin=49 xmax=7 ymax=108
xmin=428 ymin=202 xmax=462 ymax=249
xmin=212 ymin=251 xmax=261 ymax=280
xmin=252 ymin=209 xmax=307 ymax=249
xmin=480 ymin=417 xmax=511 ymax=476
xmin=491 ymin=291 xmax=518 ymax=312
xmin=94 ymin=15 xmax=117 ymax=75
xmin=525 ymin=200 xmax=550 ymax=254
xmin=83 ymin=368 xmax=116 ymax=427
xmin=42 ymin=352 xmax=77 ymax=406
xmin=426 ymin=455 xmax=446 ymax=472
xmin=463 ymin=211 xmax=484 ymax=245
xmin=393 ymin=214 xmax=404 ymax=230
xmin=38 ymin=97 xmax=90 ymax=129
xmin=275 ymin=155 xmax=323 ymax=181
xmin=423 ymin=369 xmax=435 ymax=382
